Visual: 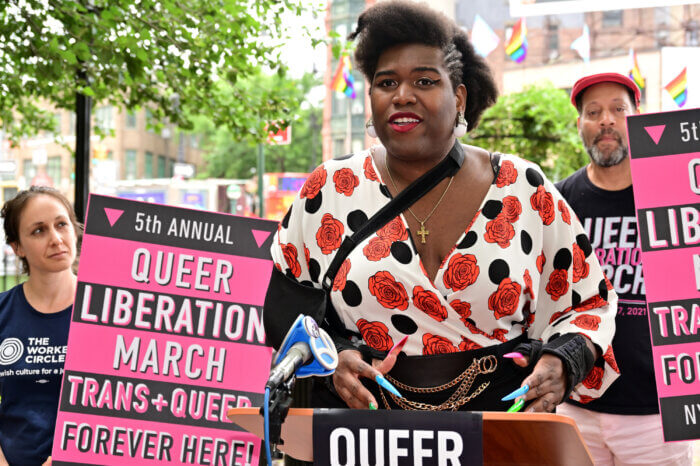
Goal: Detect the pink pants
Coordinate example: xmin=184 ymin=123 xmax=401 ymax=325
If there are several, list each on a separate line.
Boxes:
xmin=557 ymin=403 xmax=693 ymax=465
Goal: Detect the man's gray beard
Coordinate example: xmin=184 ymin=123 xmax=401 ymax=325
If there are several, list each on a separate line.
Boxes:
xmin=585 ymin=144 xmax=628 ymax=167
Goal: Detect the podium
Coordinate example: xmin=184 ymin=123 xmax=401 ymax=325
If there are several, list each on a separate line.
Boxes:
xmin=228 ymin=407 xmax=593 ymax=465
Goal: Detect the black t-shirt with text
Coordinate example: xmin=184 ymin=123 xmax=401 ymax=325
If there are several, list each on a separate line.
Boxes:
xmin=556 ymin=167 xmax=657 ymax=415
xmin=0 ymin=284 xmax=71 ymax=464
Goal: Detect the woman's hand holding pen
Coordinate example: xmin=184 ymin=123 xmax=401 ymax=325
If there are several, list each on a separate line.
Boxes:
xmin=332 ymin=336 xmax=408 ymax=409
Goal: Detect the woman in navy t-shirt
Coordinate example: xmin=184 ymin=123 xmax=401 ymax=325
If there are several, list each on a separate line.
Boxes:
xmin=0 ymin=187 xmax=81 ymax=465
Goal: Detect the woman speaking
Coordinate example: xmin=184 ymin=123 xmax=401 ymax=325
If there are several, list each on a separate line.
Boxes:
xmin=266 ymin=0 xmax=618 ymax=414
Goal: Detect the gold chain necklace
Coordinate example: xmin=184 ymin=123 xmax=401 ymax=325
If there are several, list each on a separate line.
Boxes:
xmin=384 ymin=157 xmax=454 ymax=243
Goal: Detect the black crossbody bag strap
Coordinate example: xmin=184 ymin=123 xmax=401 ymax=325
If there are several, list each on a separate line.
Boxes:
xmin=321 ymin=141 xmax=465 ymax=291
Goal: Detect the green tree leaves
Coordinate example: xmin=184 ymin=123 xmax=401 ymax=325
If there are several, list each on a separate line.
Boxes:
xmin=468 ymin=83 xmax=588 ymax=181
xmin=0 ymin=0 xmax=319 ymax=144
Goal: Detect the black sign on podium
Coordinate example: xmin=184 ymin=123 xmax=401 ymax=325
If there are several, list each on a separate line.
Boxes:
xmin=312 ymin=409 xmax=483 ymax=466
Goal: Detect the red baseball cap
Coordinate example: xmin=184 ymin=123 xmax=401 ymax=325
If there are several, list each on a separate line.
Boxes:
xmin=570 ymin=72 xmax=641 ymax=108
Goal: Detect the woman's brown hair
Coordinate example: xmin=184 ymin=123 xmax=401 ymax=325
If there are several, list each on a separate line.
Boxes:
xmin=1 ymin=186 xmax=83 ymax=274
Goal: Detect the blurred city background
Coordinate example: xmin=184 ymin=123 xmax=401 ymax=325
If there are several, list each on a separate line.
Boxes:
xmin=0 ymin=0 xmax=698 ymax=294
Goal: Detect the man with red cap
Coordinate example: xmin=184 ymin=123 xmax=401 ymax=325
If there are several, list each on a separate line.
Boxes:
xmin=555 ymin=73 xmax=692 ymax=465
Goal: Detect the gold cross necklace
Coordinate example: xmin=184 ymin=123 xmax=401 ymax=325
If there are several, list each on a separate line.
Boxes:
xmin=384 ymin=156 xmax=455 ymax=244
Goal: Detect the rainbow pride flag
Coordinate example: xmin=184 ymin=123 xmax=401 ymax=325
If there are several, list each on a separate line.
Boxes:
xmin=331 ymin=55 xmax=356 ymax=99
xmin=628 ymin=49 xmax=645 ymax=89
xmin=665 ymin=67 xmax=687 ymax=108
xmin=505 ymin=18 xmax=527 ymax=63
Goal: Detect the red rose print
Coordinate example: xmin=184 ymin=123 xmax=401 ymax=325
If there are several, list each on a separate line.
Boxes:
xmin=450 ymin=299 xmax=472 ymax=325
xmin=413 ymin=286 xmax=447 ymax=322
xmin=368 ymin=271 xmax=408 ymax=310
xmin=484 ymin=213 xmax=515 ymax=248
xmin=333 ymin=259 xmax=351 ymax=291
xmin=443 ymin=253 xmax=480 ymax=291
xmin=356 ymin=319 xmax=393 ymax=351
xmin=572 ymin=243 xmax=590 ymax=283
xmin=459 ymin=337 xmax=482 ymax=351
xmin=496 ymin=160 xmax=517 ymax=187
xmin=316 ymin=213 xmax=344 ymax=254
xmin=377 ymin=216 xmax=408 ymax=242
xmin=364 ymin=155 xmax=379 ymax=181
xmin=574 ymin=295 xmax=607 ymax=312
xmin=549 ymin=307 xmax=572 ymax=324
xmin=572 ymin=314 xmax=601 ymax=331
xmin=582 ymin=366 xmax=604 ymax=390
xmin=488 ymin=278 xmax=522 ymax=319
xmin=578 ymin=395 xmax=595 ymax=404
xmin=300 ymin=165 xmax=327 ymax=199
xmin=603 ymin=346 xmax=620 ymax=373
xmin=502 ymin=196 xmax=522 ymax=222
xmin=363 ymin=237 xmax=392 ymax=261
xmin=558 ymin=200 xmax=571 ymax=225
xmin=523 ymin=269 xmax=534 ymax=299
xmin=537 ymin=252 xmax=546 ymax=274
xmin=422 ymin=333 xmax=458 ymax=355
xmin=530 ymin=185 xmax=555 ymax=225
xmin=274 ymin=262 xmax=282 ymax=272
xmin=545 ymin=269 xmax=569 ymax=301
xmin=333 ymin=168 xmax=360 ymax=196
xmin=465 ymin=320 xmax=509 ymax=342
xmin=282 ymin=243 xmax=301 ymax=278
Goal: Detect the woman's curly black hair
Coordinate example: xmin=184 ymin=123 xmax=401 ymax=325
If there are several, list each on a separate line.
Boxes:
xmin=348 ymin=0 xmax=498 ymax=131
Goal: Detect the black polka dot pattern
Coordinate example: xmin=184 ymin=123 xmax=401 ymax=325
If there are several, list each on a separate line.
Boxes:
xmin=458 ymin=231 xmax=478 ymax=249
xmin=269 ymin=151 xmax=615 ymax=402
xmin=488 ymin=259 xmax=510 ymax=284
xmin=305 ymin=193 xmax=323 ymax=213
xmin=347 ymin=210 xmax=368 ymax=233
xmin=391 ymin=314 xmax=418 ymax=334
xmin=482 ymin=200 xmax=503 ymax=219
xmin=342 ymin=281 xmax=362 ymax=307
xmin=521 ymin=230 xmax=533 ymax=254
xmin=391 ymin=242 xmax=412 ymax=264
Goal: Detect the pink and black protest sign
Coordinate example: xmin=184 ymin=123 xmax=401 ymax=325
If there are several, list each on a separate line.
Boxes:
xmin=628 ymin=107 xmax=700 ymax=441
xmin=52 ymin=195 xmax=277 ymax=465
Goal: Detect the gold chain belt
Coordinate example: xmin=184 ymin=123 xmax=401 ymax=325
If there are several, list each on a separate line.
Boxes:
xmin=379 ymin=354 xmax=498 ymax=411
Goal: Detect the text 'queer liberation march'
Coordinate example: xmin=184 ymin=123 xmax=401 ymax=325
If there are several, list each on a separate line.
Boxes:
xmin=51 ymin=195 xmax=278 ymax=465
xmin=628 ymin=107 xmax=700 ymax=441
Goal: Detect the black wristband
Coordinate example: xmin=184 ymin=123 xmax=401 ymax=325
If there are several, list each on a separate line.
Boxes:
xmin=512 ymin=339 xmax=543 ymax=368
xmin=541 ymin=334 xmax=595 ymax=400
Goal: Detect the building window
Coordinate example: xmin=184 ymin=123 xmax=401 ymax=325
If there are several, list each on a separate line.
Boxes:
xmin=602 ymin=10 xmax=623 ymax=27
xmin=126 ymin=111 xmax=137 ymax=129
xmin=333 ymin=92 xmax=347 ymax=116
xmin=145 ymin=152 xmax=154 ymax=178
xmin=333 ymin=138 xmax=345 ymax=157
xmin=47 ymin=156 xmax=61 ymax=185
xmin=95 ymin=106 xmax=114 ymax=131
xmin=125 ymin=150 xmax=137 ymax=180
xmin=69 ymin=112 xmax=75 ymax=135
xmin=547 ymin=22 xmax=559 ymax=56
xmin=157 ymin=155 xmax=166 ymax=178
xmin=686 ymin=20 xmax=699 ymax=46
xmin=23 ymin=159 xmax=36 ymax=180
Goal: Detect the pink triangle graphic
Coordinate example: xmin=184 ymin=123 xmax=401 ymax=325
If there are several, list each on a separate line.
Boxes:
xmin=252 ymin=229 xmax=272 ymax=248
xmin=104 ymin=208 xmax=124 ymax=227
xmin=644 ymin=125 xmax=666 ymax=145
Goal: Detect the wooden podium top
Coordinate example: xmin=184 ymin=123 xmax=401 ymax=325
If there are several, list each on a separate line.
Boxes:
xmin=228 ymin=407 xmax=593 ymax=465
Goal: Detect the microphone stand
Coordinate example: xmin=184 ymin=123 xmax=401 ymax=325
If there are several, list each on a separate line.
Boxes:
xmin=261 ymin=375 xmax=296 ymax=450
